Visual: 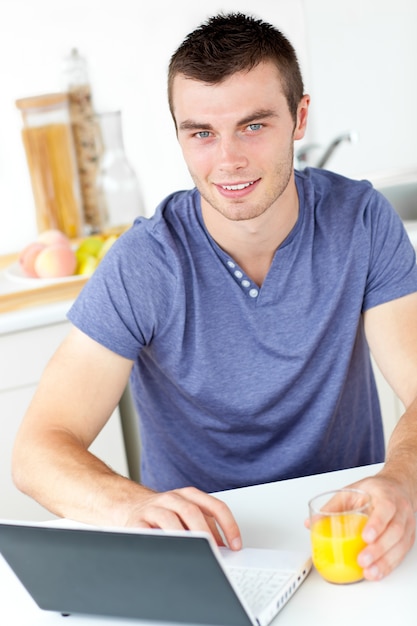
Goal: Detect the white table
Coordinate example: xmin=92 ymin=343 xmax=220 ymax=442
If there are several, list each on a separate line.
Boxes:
xmin=1 ymin=463 xmax=416 ymax=626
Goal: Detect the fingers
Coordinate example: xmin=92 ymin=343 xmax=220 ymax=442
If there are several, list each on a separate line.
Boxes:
xmin=176 ymin=487 xmax=242 ymax=549
xmin=348 ymin=477 xmax=416 ymax=580
xmin=358 ymin=497 xmax=415 ymax=580
xmin=126 ymin=487 xmax=242 ymax=550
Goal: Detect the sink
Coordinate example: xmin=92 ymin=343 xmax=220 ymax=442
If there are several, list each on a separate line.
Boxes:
xmin=365 ymin=169 xmax=417 ymax=247
xmin=374 ymin=172 xmax=417 ymax=221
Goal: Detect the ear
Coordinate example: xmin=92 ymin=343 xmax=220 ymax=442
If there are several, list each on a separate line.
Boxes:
xmin=294 ymin=94 xmax=310 ymax=140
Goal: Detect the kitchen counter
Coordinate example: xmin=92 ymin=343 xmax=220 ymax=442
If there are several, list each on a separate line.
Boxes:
xmin=0 ymin=299 xmax=74 ymax=335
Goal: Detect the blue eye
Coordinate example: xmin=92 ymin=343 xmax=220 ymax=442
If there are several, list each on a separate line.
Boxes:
xmin=248 ymin=123 xmax=262 ymax=131
xmin=196 ymin=131 xmax=211 ymax=138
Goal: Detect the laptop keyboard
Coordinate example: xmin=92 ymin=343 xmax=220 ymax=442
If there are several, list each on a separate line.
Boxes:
xmin=227 ymin=567 xmax=292 ymax=615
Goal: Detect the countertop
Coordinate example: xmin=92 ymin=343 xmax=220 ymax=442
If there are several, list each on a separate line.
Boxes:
xmin=0 ymin=299 xmax=74 ymax=335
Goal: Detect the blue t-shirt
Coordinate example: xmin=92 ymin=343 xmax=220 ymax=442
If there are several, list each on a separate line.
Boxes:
xmin=68 ymin=168 xmax=417 ymax=492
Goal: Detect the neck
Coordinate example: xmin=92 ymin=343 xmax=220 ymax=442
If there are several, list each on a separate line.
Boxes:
xmin=201 ymin=177 xmax=299 ymax=286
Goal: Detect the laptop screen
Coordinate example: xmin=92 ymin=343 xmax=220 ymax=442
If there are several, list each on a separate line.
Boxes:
xmin=0 ymin=522 xmax=253 ymax=626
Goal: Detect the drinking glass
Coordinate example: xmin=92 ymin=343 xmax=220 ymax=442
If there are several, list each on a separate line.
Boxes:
xmin=308 ymin=488 xmax=372 ymax=584
xmin=15 ymin=93 xmax=84 ymax=238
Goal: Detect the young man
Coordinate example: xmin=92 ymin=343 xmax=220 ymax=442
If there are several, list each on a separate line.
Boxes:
xmin=13 ymin=13 xmax=417 ymax=580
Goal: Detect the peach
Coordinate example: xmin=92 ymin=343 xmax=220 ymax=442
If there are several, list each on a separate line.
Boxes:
xmin=19 ymin=241 xmax=47 ymax=277
xmin=34 ymin=243 xmax=77 ymax=278
xmin=37 ymin=229 xmax=71 ymax=247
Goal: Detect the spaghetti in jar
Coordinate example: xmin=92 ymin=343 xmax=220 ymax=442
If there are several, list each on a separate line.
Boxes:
xmin=15 ymin=93 xmax=84 ymax=238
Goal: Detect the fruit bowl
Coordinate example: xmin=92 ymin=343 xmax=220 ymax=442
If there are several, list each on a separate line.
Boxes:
xmin=9 ymin=229 xmax=121 ymax=284
xmin=3 ymin=261 xmax=86 ymax=286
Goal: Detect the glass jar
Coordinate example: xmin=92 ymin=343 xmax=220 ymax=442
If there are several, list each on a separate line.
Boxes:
xmin=15 ymin=93 xmax=84 ymax=238
xmin=62 ymin=48 xmax=103 ymax=232
xmin=95 ymin=111 xmax=145 ymax=232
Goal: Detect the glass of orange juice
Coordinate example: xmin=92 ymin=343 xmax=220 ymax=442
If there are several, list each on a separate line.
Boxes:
xmin=308 ymin=488 xmax=372 ymax=584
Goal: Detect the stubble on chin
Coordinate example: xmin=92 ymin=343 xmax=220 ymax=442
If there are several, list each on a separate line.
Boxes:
xmin=194 ymin=162 xmax=294 ymax=224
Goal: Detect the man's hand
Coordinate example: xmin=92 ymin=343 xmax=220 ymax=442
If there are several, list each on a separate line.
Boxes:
xmin=120 ymin=486 xmax=242 ymax=550
xmin=12 ymin=328 xmax=242 ymax=551
xmin=361 ymin=294 xmax=417 ymax=579
xmin=347 ymin=474 xmax=415 ymax=580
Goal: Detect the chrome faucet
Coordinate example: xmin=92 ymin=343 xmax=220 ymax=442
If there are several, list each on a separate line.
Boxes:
xmin=296 ymin=130 xmax=358 ymax=169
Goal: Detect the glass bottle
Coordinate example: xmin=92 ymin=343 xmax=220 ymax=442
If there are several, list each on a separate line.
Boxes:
xmin=95 ymin=111 xmax=145 ymax=231
xmin=15 ymin=92 xmax=84 ymax=238
xmin=62 ymin=48 xmax=103 ymax=232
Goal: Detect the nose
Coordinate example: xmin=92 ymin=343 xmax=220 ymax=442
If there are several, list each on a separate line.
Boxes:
xmin=217 ymin=135 xmax=248 ymax=171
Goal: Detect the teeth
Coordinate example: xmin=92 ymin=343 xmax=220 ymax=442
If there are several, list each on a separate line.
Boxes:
xmin=222 ymin=181 xmax=254 ymax=191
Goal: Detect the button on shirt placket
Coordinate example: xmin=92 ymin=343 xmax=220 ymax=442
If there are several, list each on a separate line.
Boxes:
xmin=226 ymin=259 xmax=259 ymax=299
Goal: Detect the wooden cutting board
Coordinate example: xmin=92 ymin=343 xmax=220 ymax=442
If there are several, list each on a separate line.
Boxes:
xmin=0 ymin=252 xmax=88 ymax=313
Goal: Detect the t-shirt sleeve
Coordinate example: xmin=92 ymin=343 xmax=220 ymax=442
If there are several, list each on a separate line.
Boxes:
xmin=362 ymin=188 xmax=417 ymax=311
xmin=67 ymin=225 xmax=175 ymax=360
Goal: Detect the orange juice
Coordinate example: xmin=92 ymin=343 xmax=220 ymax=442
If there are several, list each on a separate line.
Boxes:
xmin=310 ymin=513 xmax=368 ymax=584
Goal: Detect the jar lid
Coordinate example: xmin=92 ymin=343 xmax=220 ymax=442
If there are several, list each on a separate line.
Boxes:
xmin=15 ymin=92 xmax=69 ymax=111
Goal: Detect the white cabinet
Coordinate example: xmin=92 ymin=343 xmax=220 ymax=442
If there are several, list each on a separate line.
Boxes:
xmin=0 ymin=319 xmax=129 ymax=521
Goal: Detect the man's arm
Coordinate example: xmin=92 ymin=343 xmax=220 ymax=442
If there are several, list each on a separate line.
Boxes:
xmin=351 ymin=292 xmax=417 ymax=579
xmin=12 ymin=326 xmax=241 ymax=550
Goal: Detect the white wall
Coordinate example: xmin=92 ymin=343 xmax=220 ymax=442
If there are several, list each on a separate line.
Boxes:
xmin=302 ymin=0 xmax=417 ymax=178
xmin=0 ymin=0 xmax=307 ymax=254
xmin=0 ymin=0 xmax=416 ymax=255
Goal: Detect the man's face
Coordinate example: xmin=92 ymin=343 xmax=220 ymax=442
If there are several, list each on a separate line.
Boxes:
xmin=172 ymin=61 xmax=309 ymax=223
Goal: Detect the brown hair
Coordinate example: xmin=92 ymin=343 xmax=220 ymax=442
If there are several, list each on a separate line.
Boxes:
xmin=168 ymin=12 xmax=305 ymax=123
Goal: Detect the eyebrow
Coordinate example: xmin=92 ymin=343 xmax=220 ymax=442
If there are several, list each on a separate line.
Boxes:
xmin=178 ymin=108 xmax=278 ymax=132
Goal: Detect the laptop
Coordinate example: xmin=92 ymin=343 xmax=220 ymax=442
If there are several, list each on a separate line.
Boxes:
xmin=0 ymin=519 xmax=311 ymax=626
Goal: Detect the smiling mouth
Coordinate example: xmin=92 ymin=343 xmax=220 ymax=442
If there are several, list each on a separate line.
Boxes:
xmin=221 ymin=180 xmax=257 ymax=191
